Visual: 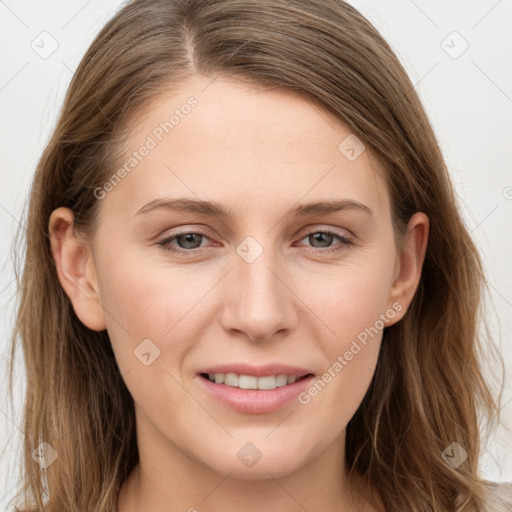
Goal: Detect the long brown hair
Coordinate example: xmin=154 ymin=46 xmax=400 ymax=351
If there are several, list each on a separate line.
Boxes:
xmin=8 ymin=0 xmax=504 ymax=510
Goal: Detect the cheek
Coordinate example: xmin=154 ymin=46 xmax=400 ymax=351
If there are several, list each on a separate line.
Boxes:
xmin=98 ymin=241 xmax=209 ymax=327
xmin=298 ymin=338 xmax=381 ymax=450
xmin=303 ymin=249 xmax=396 ymax=345
xmin=95 ymin=246 xmax=231 ymax=384
xmin=94 ymin=250 xmax=191 ymax=367
xmin=297 ymin=278 xmax=387 ymax=441
xmin=95 ymin=258 xmax=207 ymax=416
xmin=295 ymin=251 xmax=395 ymax=422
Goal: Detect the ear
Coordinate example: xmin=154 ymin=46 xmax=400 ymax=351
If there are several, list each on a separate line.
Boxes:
xmin=48 ymin=207 xmax=106 ymax=331
xmin=385 ymin=211 xmax=429 ymax=326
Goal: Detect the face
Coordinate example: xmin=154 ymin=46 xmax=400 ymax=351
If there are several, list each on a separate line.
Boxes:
xmin=51 ymin=74 xmax=427 ymax=481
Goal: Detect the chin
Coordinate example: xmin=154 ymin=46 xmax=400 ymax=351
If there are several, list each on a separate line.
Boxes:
xmin=215 ymin=456 xmax=304 ymax=481
xmin=198 ymin=438 xmax=311 ymax=480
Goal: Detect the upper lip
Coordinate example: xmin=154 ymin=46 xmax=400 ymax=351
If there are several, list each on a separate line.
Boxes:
xmin=198 ymin=363 xmax=314 ymax=378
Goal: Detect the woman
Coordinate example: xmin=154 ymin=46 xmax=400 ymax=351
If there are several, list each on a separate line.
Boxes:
xmin=8 ymin=0 xmax=512 ymax=510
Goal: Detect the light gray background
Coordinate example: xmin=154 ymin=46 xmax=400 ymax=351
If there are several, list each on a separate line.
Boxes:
xmin=1 ymin=0 xmax=511 ymax=508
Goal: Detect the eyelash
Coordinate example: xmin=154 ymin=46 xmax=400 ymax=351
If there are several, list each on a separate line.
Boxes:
xmin=157 ymin=227 xmax=354 ymax=256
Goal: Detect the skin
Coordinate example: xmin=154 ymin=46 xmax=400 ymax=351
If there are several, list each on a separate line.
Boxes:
xmin=49 ymin=74 xmax=429 ymax=512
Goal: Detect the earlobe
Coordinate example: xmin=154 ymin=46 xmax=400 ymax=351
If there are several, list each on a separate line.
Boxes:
xmin=48 ymin=207 xmax=107 ymax=331
xmin=385 ymin=212 xmax=429 ymax=326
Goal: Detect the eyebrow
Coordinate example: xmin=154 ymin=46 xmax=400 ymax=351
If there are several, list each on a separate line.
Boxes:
xmin=134 ymin=197 xmax=373 ymax=219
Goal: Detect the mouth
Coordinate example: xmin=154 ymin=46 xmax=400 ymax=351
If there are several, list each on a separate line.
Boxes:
xmin=196 ymin=366 xmax=316 ymax=414
xmin=199 ymin=372 xmax=313 ymax=390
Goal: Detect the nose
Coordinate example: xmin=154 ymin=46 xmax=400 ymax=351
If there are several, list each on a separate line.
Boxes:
xmin=220 ymin=240 xmax=298 ymax=343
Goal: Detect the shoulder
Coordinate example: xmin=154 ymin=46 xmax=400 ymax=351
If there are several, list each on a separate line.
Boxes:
xmin=481 ymin=480 xmax=512 ymax=511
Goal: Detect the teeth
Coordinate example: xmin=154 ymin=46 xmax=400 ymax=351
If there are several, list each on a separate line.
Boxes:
xmin=224 ymin=373 xmax=238 ymax=386
xmin=276 ymin=374 xmax=288 ymax=387
xmin=258 ymin=375 xmax=279 ymax=389
xmin=238 ymin=375 xmax=258 ymax=389
xmin=206 ymin=373 xmax=304 ymax=390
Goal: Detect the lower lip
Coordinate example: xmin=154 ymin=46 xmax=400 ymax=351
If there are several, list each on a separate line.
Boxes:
xmin=196 ymin=374 xmax=315 ymax=414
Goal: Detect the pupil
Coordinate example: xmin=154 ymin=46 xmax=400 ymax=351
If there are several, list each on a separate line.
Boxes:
xmin=311 ymin=233 xmax=331 ymax=247
xmin=178 ymin=233 xmax=201 ymax=249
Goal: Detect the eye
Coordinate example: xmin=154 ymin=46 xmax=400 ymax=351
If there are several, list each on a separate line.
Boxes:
xmin=295 ymin=228 xmax=353 ymax=253
xmin=158 ymin=229 xmax=213 ymax=254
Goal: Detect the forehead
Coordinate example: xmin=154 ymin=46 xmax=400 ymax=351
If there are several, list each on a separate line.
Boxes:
xmin=98 ymin=74 xmax=389 ymax=222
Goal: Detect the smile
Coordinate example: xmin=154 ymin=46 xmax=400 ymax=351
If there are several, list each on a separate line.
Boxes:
xmin=197 ymin=371 xmax=315 ymax=414
xmin=201 ymin=372 xmax=311 ymax=390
